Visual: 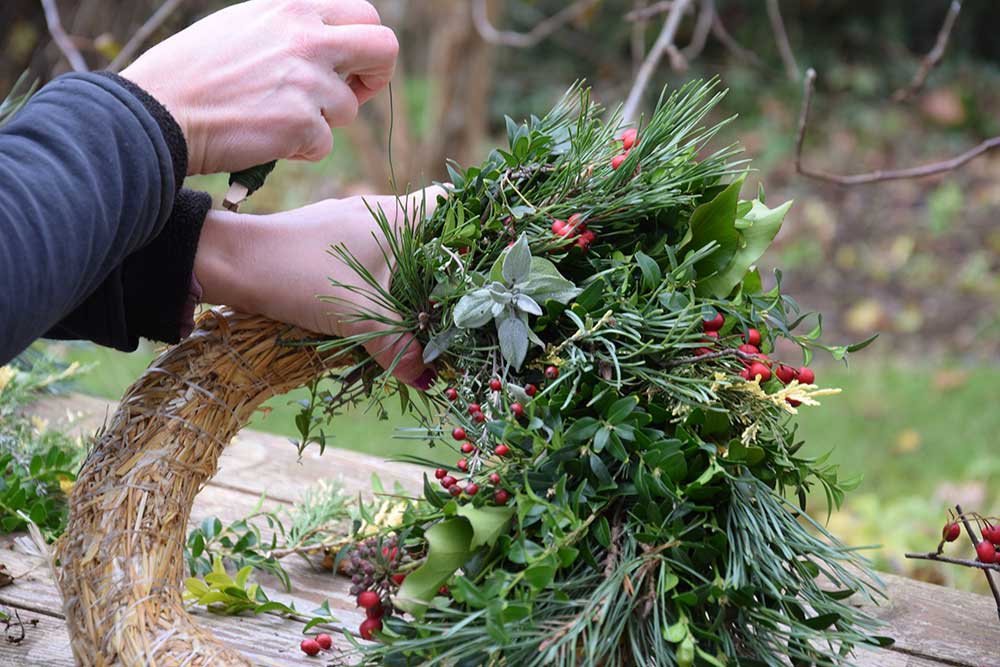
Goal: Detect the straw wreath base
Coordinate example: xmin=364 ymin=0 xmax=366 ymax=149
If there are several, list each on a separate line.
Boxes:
xmin=53 ymin=308 xmax=353 ymax=666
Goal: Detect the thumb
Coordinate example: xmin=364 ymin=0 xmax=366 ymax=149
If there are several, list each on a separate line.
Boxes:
xmin=361 ymin=324 xmax=435 ymax=390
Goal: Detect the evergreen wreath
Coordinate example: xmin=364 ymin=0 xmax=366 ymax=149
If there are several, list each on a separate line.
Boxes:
xmin=303 ymin=80 xmax=888 ymax=666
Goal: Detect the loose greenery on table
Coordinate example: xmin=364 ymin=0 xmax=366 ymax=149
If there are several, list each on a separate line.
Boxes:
xmin=0 ymin=351 xmax=86 ymax=542
xmin=296 ymin=80 xmax=887 ymax=666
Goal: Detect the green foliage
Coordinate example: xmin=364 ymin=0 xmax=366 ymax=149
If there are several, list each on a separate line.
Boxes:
xmin=0 ymin=351 xmax=86 ymax=542
xmin=309 ymin=80 xmax=883 ymax=666
xmin=0 ymin=71 xmax=37 ymax=127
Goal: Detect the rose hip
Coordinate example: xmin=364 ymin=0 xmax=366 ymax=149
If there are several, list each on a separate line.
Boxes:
xmin=942 ymin=522 xmax=961 ymax=542
xmin=703 ymin=313 xmax=725 ymax=331
xmin=301 ymin=638 xmax=321 ymax=656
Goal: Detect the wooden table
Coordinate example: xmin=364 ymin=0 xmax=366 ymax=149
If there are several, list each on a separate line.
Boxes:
xmin=1 ymin=395 xmax=997 ymax=666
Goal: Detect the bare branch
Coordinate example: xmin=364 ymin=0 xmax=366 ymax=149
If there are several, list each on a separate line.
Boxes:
xmin=109 ymin=0 xmax=185 ymax=72
xmin=795 ymin=68 xmax=1000 ymax=186
xmin=621 ymin=0 xmax=692 ymax=123
xmin=40 ymin=0 xmax=88 ymax=72
xmin=682 ymin=0 xmax=714 ymax=60
xmin=471 ymin=0 xmax=601 ymax=48
xmin=904 ymin=551 xmax=1000 ymax=572
xmin=710 ymin=13 xmax=763 ymax=67
xmin=892 ymin=0 xmax=962 ymax=102
xmin=625 ymin=0 xmax=688 ymax=22
xmin=630 ymin=0 xmax=649 ymax=74
xmin=766 ymin=0 xmax=799 ymax=81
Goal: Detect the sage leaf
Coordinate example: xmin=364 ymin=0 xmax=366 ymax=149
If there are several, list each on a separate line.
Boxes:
xmin=502 ymin=233 xmax=532 ymax=284
xmin=454 ymin=289 xmax=494 ymax=328
xmin=497 ymin=313 xmax=529 ymax=369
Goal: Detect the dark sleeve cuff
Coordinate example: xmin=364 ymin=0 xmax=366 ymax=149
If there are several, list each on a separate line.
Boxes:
xmin=121 ymin=188 xmax=212 ymax=345
xmin=95 ymin=71 xmax=188 ymax=195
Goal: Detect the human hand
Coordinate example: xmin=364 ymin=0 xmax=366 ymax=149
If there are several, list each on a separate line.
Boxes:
xmin=194 ymin=186 xmax=447 ymax=389
xmin=120 ymin=0 xmax=397 ymax=176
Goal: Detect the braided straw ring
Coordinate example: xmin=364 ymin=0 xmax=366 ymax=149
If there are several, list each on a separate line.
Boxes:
xmin=53 ymin=308 xmax=355 ymax=666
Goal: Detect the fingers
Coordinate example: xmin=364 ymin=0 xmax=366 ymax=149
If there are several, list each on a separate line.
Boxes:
xmin=286 ymin=0 xmax=381 ymax=26
xmin=362 ymin=328 xmax=436 ymax=390
xmin=321 ymin=24 xmax=398 ymax=95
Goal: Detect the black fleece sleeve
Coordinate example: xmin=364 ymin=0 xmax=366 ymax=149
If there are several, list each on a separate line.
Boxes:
xmin=0 ymin=72 xmax=209 ymax=364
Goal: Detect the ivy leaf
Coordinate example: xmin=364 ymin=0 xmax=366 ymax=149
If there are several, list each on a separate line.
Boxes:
xmin=453 ymin=289 xmax=493 ymax=328
xmin=684 ymin=176 xmax=744 ymax=280
xmin=394 ymin=518 xmax=474 ymax=618
xmin=497 ymin=312 xmax=529 ymax=369
xmin=696 ymin=196 xmax=792 ymax=299
xmin=456 ymin=504 xmax=514 ymax=550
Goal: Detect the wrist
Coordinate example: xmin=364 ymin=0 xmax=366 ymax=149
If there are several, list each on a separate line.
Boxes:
xmin=194 ymin=209 xmax=265 ymax=312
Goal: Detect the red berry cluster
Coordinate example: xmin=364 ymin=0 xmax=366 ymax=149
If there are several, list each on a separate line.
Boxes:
xmin=551 ymin=213 xmax=597 ymax=251
xmin=299 ymin=633 xmax=333 ymax=656
xmin=340 ymin=535 xmax=412 ymax=641
xmin=699 ymin=313 xmax=815 ymax=406
xmin=977 ymin=523 xmax=1000 ymax=563
xmin=439 ymin=371 xmax=559 ymax=506
xmin=611 ymin=128 xmax=638 ymax=171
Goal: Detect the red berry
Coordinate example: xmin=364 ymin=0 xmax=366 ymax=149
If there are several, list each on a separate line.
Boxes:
xmin=391 ymin=573 xmax=406 ymax=585
xmin=472 ymin=411 xmax=486 ymax=423
xmin=551 ymin=219 xmax=567 ymax=235
xmin=703 ymin=313 xmax=725 ymax=331
xmin=695 ymin=347 xmax=712 ymax=356
xmin=359 ymin=618 xmax=382 ymax=640
xmin=611 ymin=152 xmax=628 ymax=170
xmin=943 ymin=522 xmax=961 ymax=542
xmin=755 ymin=353 xmax=772 ymax=367
xmin=495 ymin=489 xmax=510 ymax=505
xmin=449 ymin=485 xmax=462 ymax=496
xmin=744 ymin=328 xmax=762 ymax=347
xmin=621 ymin=128 xmax=638 ymax=150
xmin=775 ymin=364 xmax=797 ymax=384
xmin=748 ymin=362 xmax=771 ymax=382
xmin=786 ymin=398 xmax=802 ymax=407
xmin=489 ymin=472 xmax=501 ymax=484
xmin=452 ymin=427 xmax=466 ymax=441
xmin=445 ymin=388 xmax=458 ymax=401
xmin=316 ymin=634 xmax=332 ymax=650
xmin=525 ymin=383 xmax=538 ymax=396
xmin=466 ymin=483 xmax=479 ymax=496
xmin=495 ymin=444 xmax=510 ymax=457
xmin=489 ymin=378 xmax=502 ymax=391
xmin=440 ymin=475 xmax=457 ymax=488
xmin=739 ymin=368 xmax=751 ymax=380
xmin=301 ymin=638 xmax=321 ymax=656
xmin=457 ymin=458 xmax=469 ymax=471
xmin=434 ymin=468 xmax=447 ymax=479
xmin=567 ymin=213 xmax=585 ymax=231
xmin=576 ymin=234 xmax=592 ymax=251
xmin=366 ymin=603 xmax=384 ymax=620
xmin=703 ymin=331 xmax=719 ymax=340
xmin=468 ymin=403 xmax=481 ymax=415
xmin=511 ymin=402 xmax=525 ymax=418
xmin=982 ymin=524 xmax=1000 ymax=544
xmin=797 ymin=367 xmax=816 ymax=384
xmin=438 ymin=585 xmax=450 ymax=595
xmin=545 ymin=366 xmax=560 ymax=380
xmin=357 ymin=590 xmax=380 ymax=610
xmin=460 ymin=442 xmax=475 ymax=454
xmin=977 ymin=540 xmax=997 ymax=564
xmin=738 ymin=344 xmax=759 ymax=356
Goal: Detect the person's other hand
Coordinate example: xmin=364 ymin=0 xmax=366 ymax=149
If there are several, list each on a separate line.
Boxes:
xmin=194 ymin=186 xmax=447 ymax=389
xmin=121 ymin=0 xmax=397 ymax=175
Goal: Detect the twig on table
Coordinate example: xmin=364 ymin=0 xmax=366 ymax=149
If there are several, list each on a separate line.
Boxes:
xmin=40 ymin=0 xmax=88 ymax=72
xmin=765 ymin=0 xmax=798 ymax=81
xmin=621 ymin=0 xmax=693 ymax=123
xmin=956 ymin=503 xmax=1000 ymax=623
xmin=795 ymin=68 xmax=1000 ymax=185
xmin=893 ymin=0 xmax=962 ymax=102
xmin=471 ymin=0 xmax=601 ymax=48
xmin=109 ymin=0 xmax=185 ymax=71
xmin=904 ymin=551 xmax=1000 ymax=572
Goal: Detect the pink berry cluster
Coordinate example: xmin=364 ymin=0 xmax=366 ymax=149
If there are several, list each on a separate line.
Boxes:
xmin=699 ymin=313 xmax=816 ymax=407
xmin=611 ymin=128 xmax=638 ymax=171
xmin=551 ymin=213 xmax=596 ymax=251
xmin=440 ymin=367 xmax=560 ymax=506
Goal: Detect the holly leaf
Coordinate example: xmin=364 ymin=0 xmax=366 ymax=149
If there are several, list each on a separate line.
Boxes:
xmin=394 ymin=518 xmax=474 ymax=618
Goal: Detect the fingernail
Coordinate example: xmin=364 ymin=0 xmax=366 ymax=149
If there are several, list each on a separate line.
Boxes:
xmin=413 ymin=368 xmax=437 ymax=391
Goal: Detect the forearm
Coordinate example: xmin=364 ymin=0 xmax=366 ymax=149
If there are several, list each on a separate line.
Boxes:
xmin=0 ymin=73 xmax=180 ymax=363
